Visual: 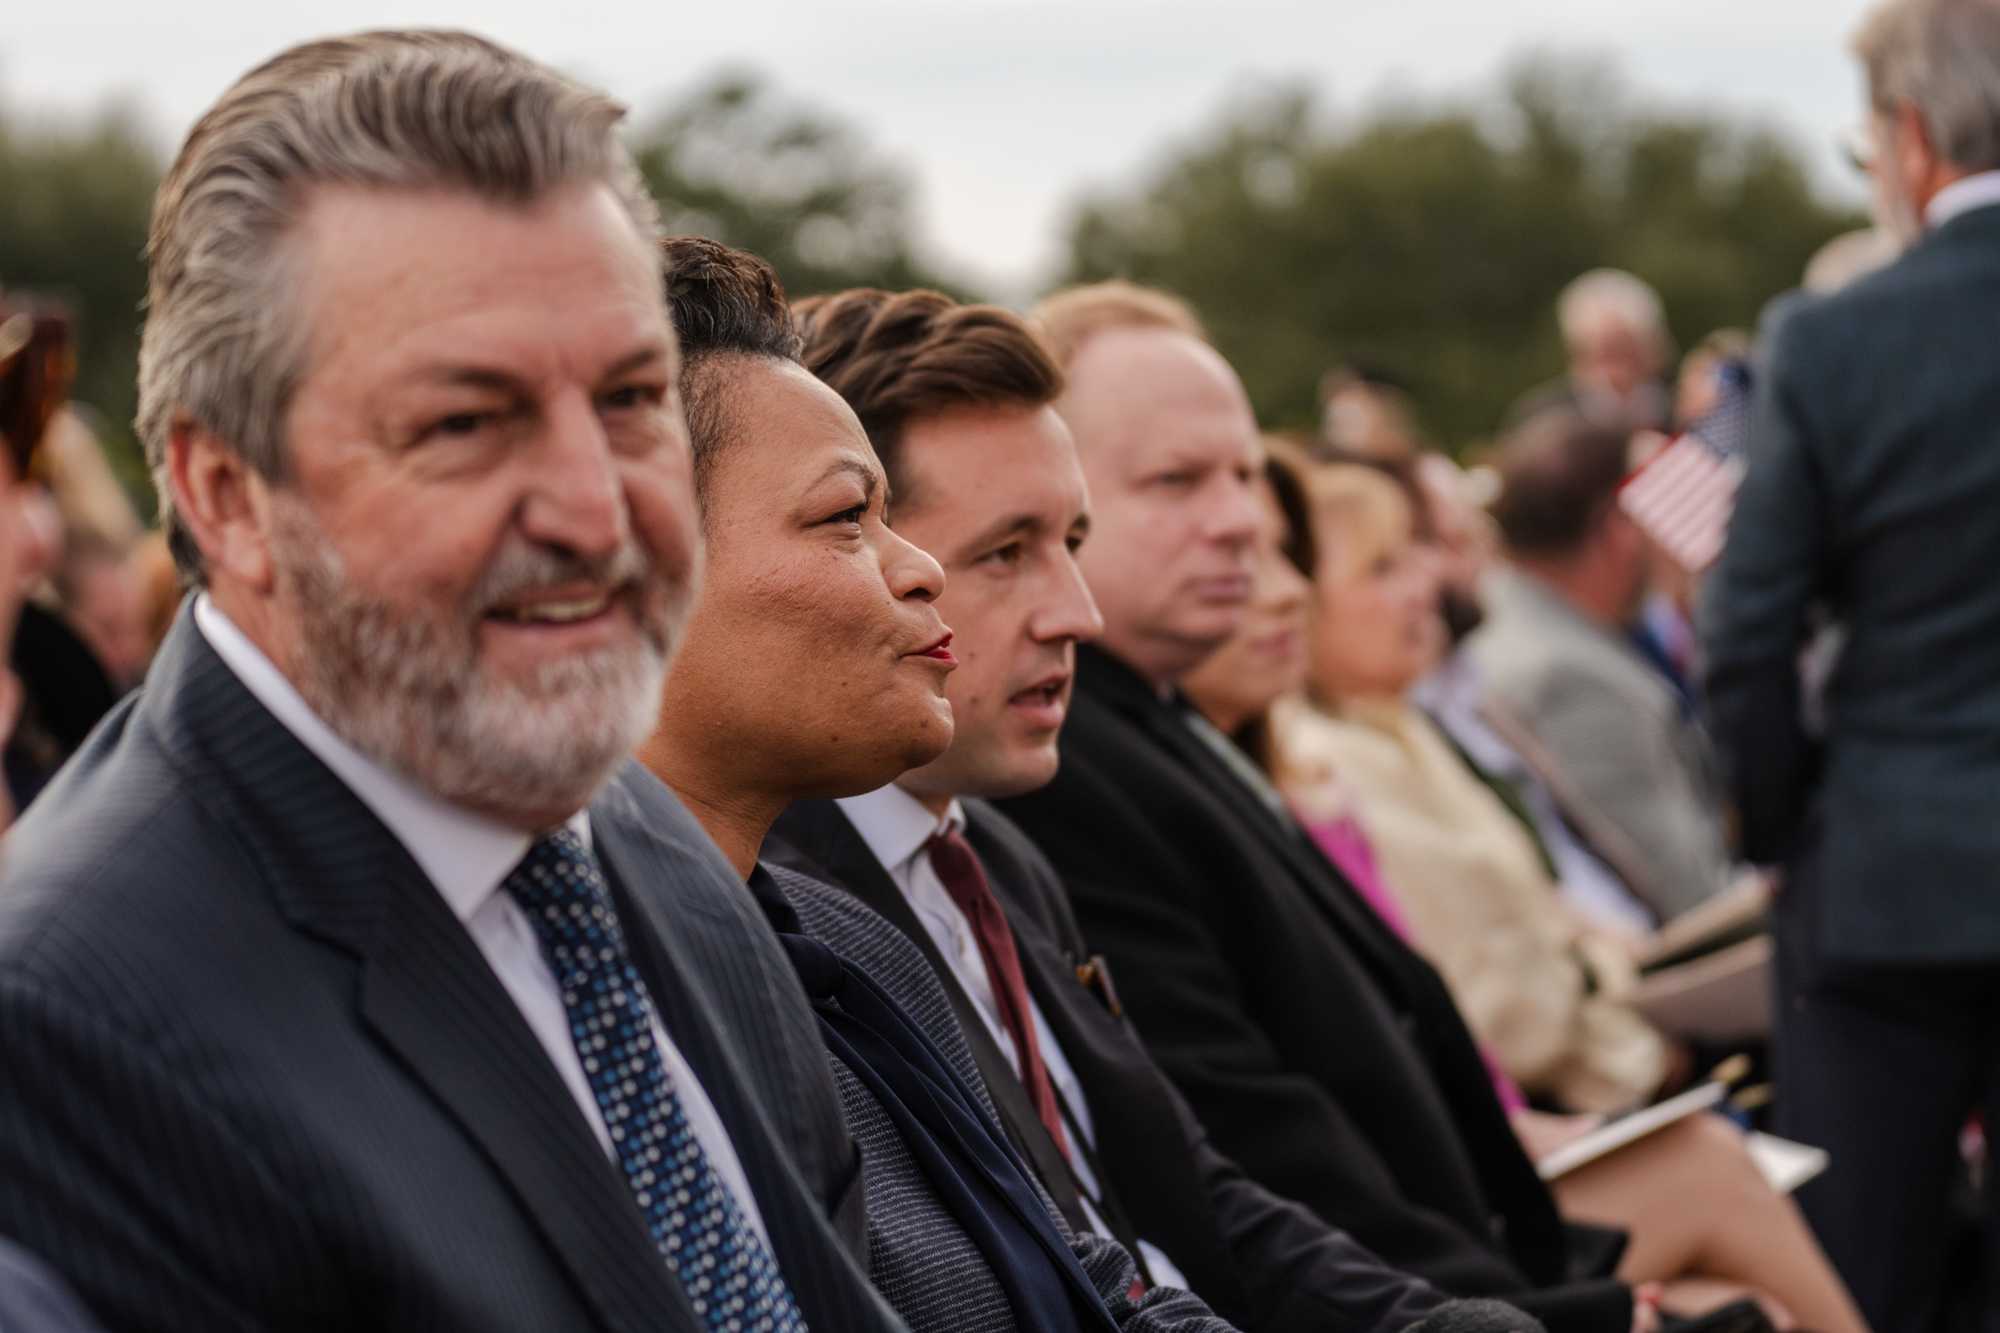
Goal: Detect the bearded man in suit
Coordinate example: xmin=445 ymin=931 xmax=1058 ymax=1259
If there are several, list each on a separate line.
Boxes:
xmin=0 ymin=31 xmax=901 ymax=1332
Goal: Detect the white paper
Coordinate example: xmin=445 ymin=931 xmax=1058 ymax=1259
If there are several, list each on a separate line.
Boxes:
xmin=1536 ymin=1082 xmax=1726 ymax=1180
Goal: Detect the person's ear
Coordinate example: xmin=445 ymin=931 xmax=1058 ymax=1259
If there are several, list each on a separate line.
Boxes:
xmin=1893 ymin=99 xmax=1940 ymax=200
xmin=167 ymin=418 xmax=277 ymax=592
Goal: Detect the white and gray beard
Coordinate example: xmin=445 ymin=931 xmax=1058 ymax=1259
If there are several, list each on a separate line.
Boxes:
xmin=268 ymin=498 xmax=686 ymax=827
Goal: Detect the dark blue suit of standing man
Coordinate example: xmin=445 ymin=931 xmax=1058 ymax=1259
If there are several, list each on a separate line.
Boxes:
xmin=1704 ymin=0 xmax=2000 ymax=1324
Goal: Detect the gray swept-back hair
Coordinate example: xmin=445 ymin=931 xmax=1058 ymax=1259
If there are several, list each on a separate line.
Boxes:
xmin=1855 ymin=0 xmax=2000 ymax=173
xmin=137 ymin=29 xmax=663 ymax=581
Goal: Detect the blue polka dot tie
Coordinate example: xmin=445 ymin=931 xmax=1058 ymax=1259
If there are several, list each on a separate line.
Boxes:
xmin=505 ymin=829 xmax=807 ymax=1332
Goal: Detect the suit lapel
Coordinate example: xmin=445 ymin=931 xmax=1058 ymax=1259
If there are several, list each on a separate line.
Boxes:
xmin=147 ymin=611 xmax=690 ymax=1333
xmin=982 ymin=856 xmax=1163 ymax=1148
xmin=1083 ymin=651 xmax=1419 ymax=995
xmin=970 ymin=839 xmax=1138 ymax=1126
xmin=770 ymin=799 xmax=1093 ymax=1233
xmin=357 ymin=910 xmax=697 ymax=1332
xmin=964 ymin=807 xmax=1230 ymax=1250
xmin=591 ymin=779 xmax=886 ymax=1332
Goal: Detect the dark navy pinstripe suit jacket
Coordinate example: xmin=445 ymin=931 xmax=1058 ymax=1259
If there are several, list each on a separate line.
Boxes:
xmin=0 ymin=606 xmax=907 ymax=1333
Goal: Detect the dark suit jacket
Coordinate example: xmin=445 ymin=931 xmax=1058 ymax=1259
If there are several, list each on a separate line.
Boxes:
xmin=757 ymin=860 xmax=1237 ymax=1333
xmin=0 ymin=1239 xmax=105 ymax=1333
xmin=772 ymin=797 xmax=1455 ymax=1333
xmin=994 ymin=646 xmax=1631 ymax=1333
xmin=0 ymin=609 xmax=901 ymax=1333
xmin=1704 ymin=202 xmax=2000 ymax=964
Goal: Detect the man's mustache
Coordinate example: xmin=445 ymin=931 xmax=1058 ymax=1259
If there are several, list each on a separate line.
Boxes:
xmin=468 ymin=538 xmax=653 ymax=615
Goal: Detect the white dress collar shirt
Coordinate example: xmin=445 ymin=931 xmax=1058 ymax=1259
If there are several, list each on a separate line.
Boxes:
xmin=1927 ymin=169 xmax=2000 ymax=230
xmin=835 ymin=783 xmax=1188 ymax=1290
xmin=193 ymin=594 xmax=766 ymax=1241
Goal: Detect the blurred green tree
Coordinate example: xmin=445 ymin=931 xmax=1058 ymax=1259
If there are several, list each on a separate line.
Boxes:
xmin=1059 ymin=55 xmax=1865 ymax=447
xmin=0 ymin=100 xmax=160 ymax=499
xmin=0 ymin=70 xmax=964 ymax=514
xmin=632 ymin=71 xmax=965 ymax=299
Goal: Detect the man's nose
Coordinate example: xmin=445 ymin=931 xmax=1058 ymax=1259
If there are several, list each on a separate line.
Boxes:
xmin=1207 ymin=470 xmax=1263 ymax=549
xmin=519 ymin=397 xmax=627 ymax=560
xmin=1032 ymin=553 xmax=1105 ymax=644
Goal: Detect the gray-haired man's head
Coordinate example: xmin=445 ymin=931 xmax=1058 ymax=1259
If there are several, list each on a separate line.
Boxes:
xmin=1852 ymin=0 xmax=2000 ymax=239
xmin=139 ymin=29 xmax=662 ymax=579
xmin=151 ymin=30 xmax=703 ymax=832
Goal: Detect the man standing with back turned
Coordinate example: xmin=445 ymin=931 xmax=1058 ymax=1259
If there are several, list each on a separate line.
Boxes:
xmin=0 ymin=31 xmax=902 ymax=1332
xmin=1705 ymin=0 xmax=2000 ymax=1323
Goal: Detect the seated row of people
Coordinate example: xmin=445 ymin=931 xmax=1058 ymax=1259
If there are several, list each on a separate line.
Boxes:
xmin=636 ymin=240 xmax=1839 ymax=1331
xmin=0 ymin=28 xmax=1861 ymax=1333
xmin=0 ymin=32 xmax=1500 ymax=1333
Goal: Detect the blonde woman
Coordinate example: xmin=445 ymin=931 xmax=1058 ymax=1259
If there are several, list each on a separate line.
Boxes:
xmin=1279 ymin=463 xmax=1666 ymax=1114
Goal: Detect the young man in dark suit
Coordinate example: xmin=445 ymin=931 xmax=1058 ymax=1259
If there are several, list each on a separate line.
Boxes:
xmin=0 ymin=33 xmax=899 ymax=1332
xmin=767 ymin=284 xmax=1505 ymax=1332
xmin=1705 ymin=0 xmax=2000 ymax=1322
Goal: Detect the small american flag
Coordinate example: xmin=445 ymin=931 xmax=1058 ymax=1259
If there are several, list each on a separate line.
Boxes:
xmin=1618 ymin=359 xmax=1752 ymax=572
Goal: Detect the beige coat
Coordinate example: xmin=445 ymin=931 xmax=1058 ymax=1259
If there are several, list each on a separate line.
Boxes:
xmin=1279 ymin=694 xmax=1667 ymax=1113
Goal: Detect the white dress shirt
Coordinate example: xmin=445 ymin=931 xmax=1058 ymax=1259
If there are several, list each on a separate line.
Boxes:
xmin=1928 ymin=169 xmax=2000 ymax=230
xmin=194 ymin=595 xmax=767 ymax=1241
xmin=836 ymin=783 xmax=1188 ymax=1290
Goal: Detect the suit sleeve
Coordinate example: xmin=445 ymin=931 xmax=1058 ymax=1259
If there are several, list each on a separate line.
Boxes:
xmin=1700 ymin=321 xmax=1831 ymax=865
xmin=1514 ymin=660 xmax=1729 ymax=918
xmin=0 ymin=973 xmax=338 ymax=1332
xmin=1070 ymin=1229 xmax=1238 ymax=1333
xmin=1179 ymin=1093 xmax=1463 ymax=1332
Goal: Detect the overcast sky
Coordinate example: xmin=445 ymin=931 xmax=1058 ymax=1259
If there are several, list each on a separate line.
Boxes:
xmin=3 ymin=0 xmax=1878 ymax=294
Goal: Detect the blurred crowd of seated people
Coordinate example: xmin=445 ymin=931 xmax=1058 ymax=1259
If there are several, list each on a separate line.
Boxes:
xmin=0 ymin=294 xmax=177 ymax=826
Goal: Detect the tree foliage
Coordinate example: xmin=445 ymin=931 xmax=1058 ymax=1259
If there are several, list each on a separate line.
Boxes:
xmin=631 ymin=72 xmax=962 ymax=300
xmin=0 ymin=56 xmax=1862 ymax=489
xmin=1061 ymin=55 xmax=1865 ymax=447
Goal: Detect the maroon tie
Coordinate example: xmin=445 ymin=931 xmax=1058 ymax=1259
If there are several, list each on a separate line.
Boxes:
xmin=927 ymin=827 xmax=1072 ymax=1159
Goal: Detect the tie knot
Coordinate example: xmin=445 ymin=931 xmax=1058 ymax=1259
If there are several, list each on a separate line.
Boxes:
xmin=926 ymin=826 xmax=996 ymax=921
xmin=926 ymin=822 xmax=976 ymax=875
xmin=505 ymin=828 xmax=618 ymax=928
